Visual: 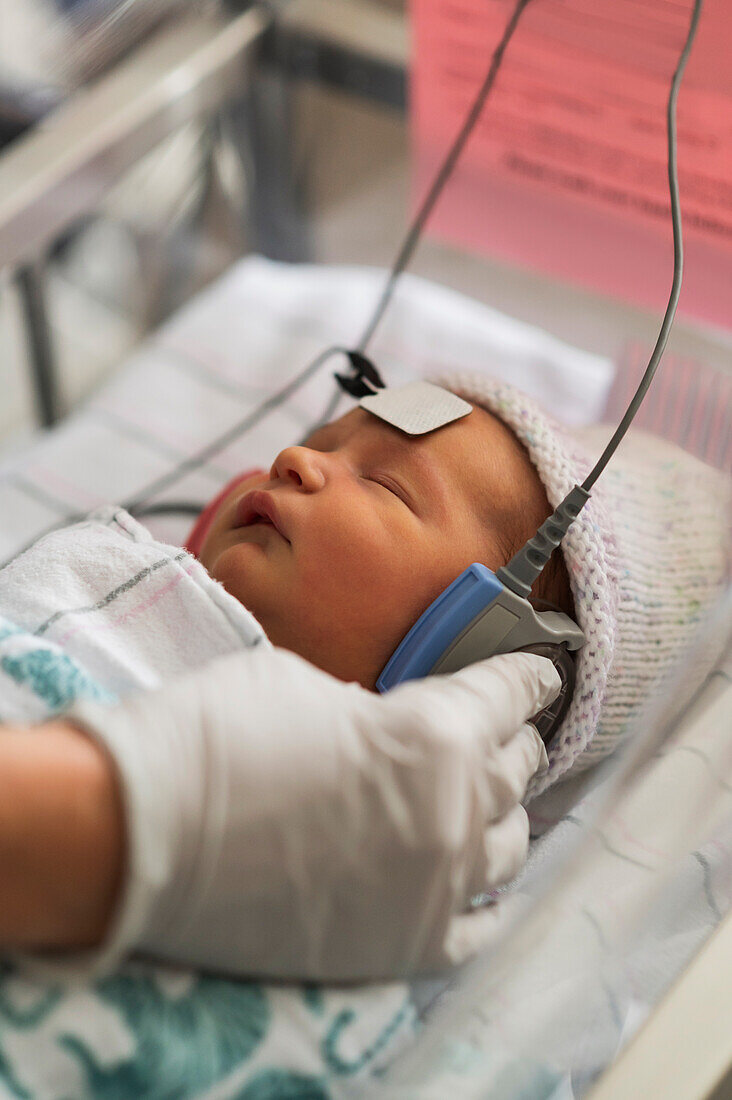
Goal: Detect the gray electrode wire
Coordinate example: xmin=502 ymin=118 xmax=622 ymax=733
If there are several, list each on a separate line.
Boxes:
xmin=582 ymin=0 xmax=702 ymax=492
xmin=127 ymin=0 xmax=535 ymax=508
xmin=0 ymin=345 xmax=351 ymax=567
xmin=123 ymin=343 xmax=349 ymax=512
xmin=298 ymin=0 xmax=534 ymax=436
xmin=498 ymin=0 xmax=703 ymax=601
xmin=354 ymin=0 xmax=534 ymax=355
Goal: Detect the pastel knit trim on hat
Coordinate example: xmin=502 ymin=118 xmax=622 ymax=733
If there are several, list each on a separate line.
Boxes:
xmin=436 ymin=370 xmax=619 ymax=794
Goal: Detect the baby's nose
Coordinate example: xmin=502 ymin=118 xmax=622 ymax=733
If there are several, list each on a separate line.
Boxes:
xmin=272 ymin=446 xmax=326 ymax=492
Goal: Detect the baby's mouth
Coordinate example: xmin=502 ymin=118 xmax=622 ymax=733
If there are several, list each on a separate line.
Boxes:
xmin=234 ymin=490 xmax=291 ymax=544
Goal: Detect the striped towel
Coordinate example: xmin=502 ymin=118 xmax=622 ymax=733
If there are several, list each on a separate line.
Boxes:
xmin=0 ymin=506 xmax=266 ymax=723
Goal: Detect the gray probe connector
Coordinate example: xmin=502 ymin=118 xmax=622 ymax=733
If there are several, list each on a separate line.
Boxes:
xmin=497 ymin=485 xmax=591 ymax=600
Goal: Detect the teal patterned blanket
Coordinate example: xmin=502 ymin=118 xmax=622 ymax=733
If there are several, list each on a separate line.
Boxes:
xmin=0 ymin=956 xmax=413 ymax=1099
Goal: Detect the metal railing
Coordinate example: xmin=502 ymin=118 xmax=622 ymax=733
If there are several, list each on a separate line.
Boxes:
xmin=0 ymin=6 xmax=269 ymax=273
xmin=0 ymin=0 xmax=407 ymax=426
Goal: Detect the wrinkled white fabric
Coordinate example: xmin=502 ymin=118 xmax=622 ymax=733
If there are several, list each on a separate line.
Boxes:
xmin=0 ymin=507 xmax=266 ymax=719
xmin=70 ymin=649 xmax=557 ymax=982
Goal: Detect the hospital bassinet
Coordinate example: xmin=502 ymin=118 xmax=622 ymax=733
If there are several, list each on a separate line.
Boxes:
xmin=0 ymin=4 xmax=730 ymax=1097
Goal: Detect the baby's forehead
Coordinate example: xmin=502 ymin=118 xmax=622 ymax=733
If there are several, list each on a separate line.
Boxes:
xmin=309 ymin=403 xmax=530 ymax=512
xmin=312 ymin=403 xmax=517 ymax=467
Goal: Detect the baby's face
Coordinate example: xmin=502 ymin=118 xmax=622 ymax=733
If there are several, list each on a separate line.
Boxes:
xmin=198 ymin=405 xmax=550 ymax=688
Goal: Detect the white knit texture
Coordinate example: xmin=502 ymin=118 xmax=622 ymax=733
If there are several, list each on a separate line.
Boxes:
xmin=436 ymin=371 xmax=730 ymax=795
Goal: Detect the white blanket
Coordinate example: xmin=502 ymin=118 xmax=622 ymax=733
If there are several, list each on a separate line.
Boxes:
xmin=0 ymin=506 xmax=266 ymax=722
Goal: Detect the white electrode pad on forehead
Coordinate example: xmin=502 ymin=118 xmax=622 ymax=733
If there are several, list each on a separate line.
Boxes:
xmin=360 ymin=381 xmax=473 ymax=436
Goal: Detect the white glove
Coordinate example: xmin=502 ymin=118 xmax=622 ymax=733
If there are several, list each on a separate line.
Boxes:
xmin=69 ymin=648 xmax=557 ymax=981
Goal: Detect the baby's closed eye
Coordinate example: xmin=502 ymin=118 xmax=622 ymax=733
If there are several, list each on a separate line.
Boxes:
xmin=361 ymin=474 xmax=412 ymax=508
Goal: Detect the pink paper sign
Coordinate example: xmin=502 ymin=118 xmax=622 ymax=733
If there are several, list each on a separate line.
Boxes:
xmin=411 ymin=0 xmax=732 ymax=330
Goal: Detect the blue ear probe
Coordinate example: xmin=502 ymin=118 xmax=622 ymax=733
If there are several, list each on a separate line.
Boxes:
xmin=375 ymin=563 xmax=583 ymax=743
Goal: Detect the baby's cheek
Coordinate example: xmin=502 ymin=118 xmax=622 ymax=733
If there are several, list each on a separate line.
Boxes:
xmin=297 ymin=511 xmax=392 ymax=587
xmin=315 ymin=525 xmax=441 ymax=632
xmin=208 ymin=546 xmax=260 ymax=606
xmin=286 ymin=518 xmax=449 ymax=685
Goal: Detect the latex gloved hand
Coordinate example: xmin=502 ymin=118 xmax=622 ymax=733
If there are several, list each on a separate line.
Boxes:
xmin=68 ymin=647 xmax=557 ymax=981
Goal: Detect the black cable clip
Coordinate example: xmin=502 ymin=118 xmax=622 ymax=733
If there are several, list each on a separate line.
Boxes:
xmin=335 ymin=350 xmax=386 ymax=398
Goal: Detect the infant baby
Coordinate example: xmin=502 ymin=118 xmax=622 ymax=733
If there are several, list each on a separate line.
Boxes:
xmin=188 ymin=369 xmax=728 ymax=792
xmin=0 ymin=371 xmax=726 ymax=794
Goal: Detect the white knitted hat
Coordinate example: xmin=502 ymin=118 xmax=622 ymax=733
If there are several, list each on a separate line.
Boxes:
xmin=436 ymin=370 xmax=730 ymax=795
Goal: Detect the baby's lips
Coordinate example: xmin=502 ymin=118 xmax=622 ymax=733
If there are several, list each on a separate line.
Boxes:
xmin=234 ymin=489 xmax=291 ymax=543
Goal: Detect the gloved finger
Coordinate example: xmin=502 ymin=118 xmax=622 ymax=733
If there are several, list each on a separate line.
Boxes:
xmin=478 ymin=723 xmax=548 ymax=822
xmin=464 ymin=802 xmax=530 ymax=897
xmin=483 ymin=803 xmax=531 ymax=889
xmin=437 ymin=893 xmax=531 ymax=970
xmin=448 ymin=652 xmax=561 ymax=748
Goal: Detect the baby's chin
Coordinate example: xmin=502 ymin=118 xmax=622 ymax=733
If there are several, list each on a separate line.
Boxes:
xmin=208 ymin=544 xmax=280 ymax=623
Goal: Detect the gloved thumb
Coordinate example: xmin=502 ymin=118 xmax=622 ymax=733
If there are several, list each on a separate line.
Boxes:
xmin=445 ymin=652 xmax=561 ymax=747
